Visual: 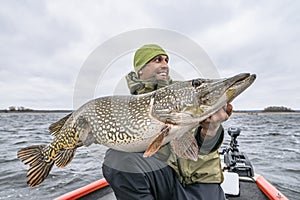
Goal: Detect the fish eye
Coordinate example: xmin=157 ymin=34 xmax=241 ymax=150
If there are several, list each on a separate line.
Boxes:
xmin=192 ymin=79 xmax=202 ymax=87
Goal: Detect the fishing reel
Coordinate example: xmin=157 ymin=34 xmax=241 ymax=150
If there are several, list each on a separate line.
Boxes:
xmin=221 ymin=127 xmax=254 ymax=177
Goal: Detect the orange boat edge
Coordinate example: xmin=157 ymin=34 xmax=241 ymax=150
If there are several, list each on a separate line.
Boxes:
xmin=255 ymin=175 xmax=288 ymax=200
xmin=54 ymin=178 xmax=109 ymax=200
xmin=55 ymin=175 xmax=289 ymax=200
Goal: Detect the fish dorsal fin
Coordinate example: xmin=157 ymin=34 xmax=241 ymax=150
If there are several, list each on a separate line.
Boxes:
xmin=170 ymin=133 xmax=199 ymax=161
xmin=49 ymin=113 xmax=72 ymax=136
xmin=143 ymin=126 xmax=171 ymax=158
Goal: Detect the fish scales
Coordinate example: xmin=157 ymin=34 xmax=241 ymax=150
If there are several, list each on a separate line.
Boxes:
xmin=17 ymin=73 xmax=256 ymax=187
xmin=88 ymin=95 xmax=155 ymax=144
xmin=62 ymin=95 xmax=159 ymax=148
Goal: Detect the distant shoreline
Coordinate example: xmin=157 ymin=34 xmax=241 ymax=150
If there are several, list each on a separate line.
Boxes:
xmin=0 ymin=110 xmax=73 ymax=113
xmin=233 ymin=111 xmax=300 ymax=114
xmin=1 ymin=110 xmax=299 ymax=114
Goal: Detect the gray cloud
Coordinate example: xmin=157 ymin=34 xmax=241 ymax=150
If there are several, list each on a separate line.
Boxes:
xmin=0 ymin=0 xmax=299 ymax=110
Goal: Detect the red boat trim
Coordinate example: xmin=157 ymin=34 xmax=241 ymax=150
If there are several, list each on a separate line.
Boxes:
xmin=55 ymin=175 xmax=289 ymax=200
xmin=256 ymin=175 xmax=288 ymax=200
xmin=54 ymin=178 xmax=109 ymax=200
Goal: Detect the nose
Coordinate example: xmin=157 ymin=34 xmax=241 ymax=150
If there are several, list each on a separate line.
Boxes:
xmin=161 ymin=59 xmax=169 ymax=69
xmin=162 ymin=59 xmax=168 ymax=65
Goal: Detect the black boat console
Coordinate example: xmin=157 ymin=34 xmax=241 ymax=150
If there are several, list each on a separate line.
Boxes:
xmin=221 ymin=127 xmax=254 ymax=177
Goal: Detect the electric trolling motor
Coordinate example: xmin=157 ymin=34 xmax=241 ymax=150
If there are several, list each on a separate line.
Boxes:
xmin=221 ymin=127 xmax=254 ymax=177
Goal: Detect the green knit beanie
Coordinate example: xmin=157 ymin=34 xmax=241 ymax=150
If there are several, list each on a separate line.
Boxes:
xmin=133 ymin=44 xmax=168 ymax=73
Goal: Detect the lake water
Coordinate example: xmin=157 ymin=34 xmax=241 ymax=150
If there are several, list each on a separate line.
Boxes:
xmin=0 ymin=112 xmax=299 ymax=199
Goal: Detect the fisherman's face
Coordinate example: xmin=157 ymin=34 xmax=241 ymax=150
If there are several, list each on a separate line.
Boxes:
xmin=139 ymin=55 xmax=169 ymax=80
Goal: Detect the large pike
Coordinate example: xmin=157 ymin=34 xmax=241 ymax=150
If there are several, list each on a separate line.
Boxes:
xmin=18 ymin=73 xmax=256 ymax=187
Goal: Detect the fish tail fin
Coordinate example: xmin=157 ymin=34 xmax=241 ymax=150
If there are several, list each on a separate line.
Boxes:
xmin=17 ymin=145 xmax=54 ymax=187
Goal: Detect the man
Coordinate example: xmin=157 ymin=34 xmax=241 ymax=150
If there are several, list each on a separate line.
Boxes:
xmin=102 ymin=44 xmax=232 ymax=200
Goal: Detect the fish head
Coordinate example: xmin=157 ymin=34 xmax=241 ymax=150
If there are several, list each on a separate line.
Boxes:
xmin=152 ymin=73 xmax=256 ymax=123
xmin=193 ymin=73 xmax=256 ymax=109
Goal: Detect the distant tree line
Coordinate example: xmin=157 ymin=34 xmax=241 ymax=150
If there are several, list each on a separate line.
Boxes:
xmin=263 ymin=106 xmax=295 ymax=112
xmin=0 ymin=106 xmax=72 ymax=113
xmin=6 ymin=106 xmax=33 ymax=112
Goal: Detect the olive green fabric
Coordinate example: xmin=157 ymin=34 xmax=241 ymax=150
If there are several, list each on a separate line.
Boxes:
xmin=167 ymin=149 xmax=224 ymax=185
xmin=125 ymin=72 xmax=224 ymax=184
xmin=133 ymin=44 xmax=168 ymax=73
xmin=154 ymin=128 xmax=224 ymax=185
xmin=126 ymin=71 xmax=173 ymax=95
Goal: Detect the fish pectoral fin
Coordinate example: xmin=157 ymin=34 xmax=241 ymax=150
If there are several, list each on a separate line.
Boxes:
xmin=49 ymin=113 xmax=72 ymax=136
xmin=55 ymin=148 xmax=77 ymax=168
xmin=170 ymin=134 xmax=199 ymax=161
xmin=155 ymin=112 xmax=195 ymax=125
xmin=77 ymin=118 xmax=95 ymax=146
xmin=143 ymin=126 xmax=171 ymax=158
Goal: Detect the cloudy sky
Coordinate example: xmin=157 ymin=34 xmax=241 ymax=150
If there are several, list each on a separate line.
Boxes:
xmin=1 ymin=0 xmax=299 ymax=110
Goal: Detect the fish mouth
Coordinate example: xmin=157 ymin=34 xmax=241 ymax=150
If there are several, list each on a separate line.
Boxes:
xmin=194 ymin=73 xmax=256 ymax=118
xmin=225 ymin=73 xmax=256 ymax=103
xmin=199 ymin=73 xmax=256 ymax=106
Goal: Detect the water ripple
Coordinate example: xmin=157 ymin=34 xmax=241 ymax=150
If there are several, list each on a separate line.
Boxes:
xmin=0 ymin=112 xmax=299 ymax=199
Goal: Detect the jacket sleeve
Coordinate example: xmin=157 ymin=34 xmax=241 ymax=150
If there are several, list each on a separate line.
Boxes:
xmin=195 ymin=125 xmax=224 ymax=154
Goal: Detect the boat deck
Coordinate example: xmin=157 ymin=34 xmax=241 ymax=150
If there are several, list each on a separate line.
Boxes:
xmin=228 ymin=179 xmax=268 ymax=199
xmin=77 ymin=178 xmax=268 ymax=200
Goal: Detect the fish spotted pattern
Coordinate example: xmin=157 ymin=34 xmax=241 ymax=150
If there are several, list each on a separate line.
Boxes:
xmin=18 ymin=73 xmax=256 ymax=187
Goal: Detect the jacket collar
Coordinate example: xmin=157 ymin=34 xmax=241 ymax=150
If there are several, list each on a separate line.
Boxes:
xmin=125 ymin=72 xmax=173 ymax=95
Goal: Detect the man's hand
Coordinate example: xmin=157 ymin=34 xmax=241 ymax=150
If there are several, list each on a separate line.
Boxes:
xmin=199 ymin=104 xmax=233 ymax=139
